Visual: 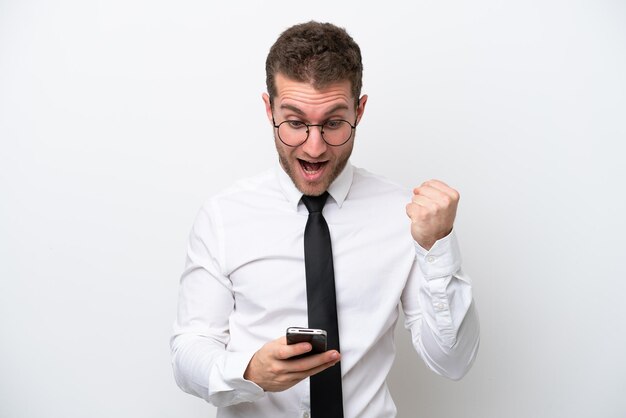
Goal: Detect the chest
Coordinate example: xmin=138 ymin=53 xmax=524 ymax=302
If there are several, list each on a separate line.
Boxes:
xmin=221 ymin=204 xmax=415 ymax=319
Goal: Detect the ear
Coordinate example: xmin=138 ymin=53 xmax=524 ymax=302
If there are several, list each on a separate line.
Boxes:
xmin=355 ymin=94 xmax=368 ymax=125
xmin=262 ymin=93 xmax=273 ymax=124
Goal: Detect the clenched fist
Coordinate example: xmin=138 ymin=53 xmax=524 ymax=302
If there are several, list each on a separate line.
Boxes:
xmin=405 ymin=180 xmax=459 ymax=250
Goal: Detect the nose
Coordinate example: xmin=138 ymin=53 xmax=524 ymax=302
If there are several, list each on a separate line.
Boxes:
xmin=301 ymin=125 xmax=327 ymax=158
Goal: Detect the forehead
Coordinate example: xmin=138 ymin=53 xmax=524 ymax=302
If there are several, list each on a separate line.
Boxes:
xmin=273 ymin=73 xmax=354 ymax=114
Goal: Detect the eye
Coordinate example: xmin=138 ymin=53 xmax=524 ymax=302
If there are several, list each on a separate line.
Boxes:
xmin=324 ymin=120 xmax=343 ymax=130
xmin=286 ymin=120 xmax=306 ymax=129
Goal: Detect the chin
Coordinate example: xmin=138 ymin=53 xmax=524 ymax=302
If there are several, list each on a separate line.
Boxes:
xmin=293 ymin=178 xmax=329 ymax=196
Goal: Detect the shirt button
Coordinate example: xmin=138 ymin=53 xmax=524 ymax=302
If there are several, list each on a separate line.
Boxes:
xmin=426 ymin=255 xmax=436 ymax=263
xmin=435 ymin=302 xmax=446 ymax=310
xmin=303 ymin=412 xmax=310 ymax=418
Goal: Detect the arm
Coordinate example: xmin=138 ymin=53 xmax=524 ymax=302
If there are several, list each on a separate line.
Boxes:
xmin=170 ymin=204 xmax=264 ymax=406
xmin=401 ymin=231 xmax=480 ymax=380
xmin=403 ymin=180 xmax=480 ymax=379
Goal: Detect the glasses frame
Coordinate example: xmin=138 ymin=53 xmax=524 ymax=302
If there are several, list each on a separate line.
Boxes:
xmin=271 ymin=114 xmax=357 ymax=147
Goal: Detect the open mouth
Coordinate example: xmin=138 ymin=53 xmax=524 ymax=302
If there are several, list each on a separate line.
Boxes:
xmin=298 ymin=159 xmax=328 ymax=179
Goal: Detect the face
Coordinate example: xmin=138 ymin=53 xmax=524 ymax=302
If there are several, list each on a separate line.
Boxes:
xmin=263 ymin=73 xmax=368 ymax=196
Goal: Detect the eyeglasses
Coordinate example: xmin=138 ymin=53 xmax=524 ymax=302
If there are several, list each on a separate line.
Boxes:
xmin=272 ymin=115 xmax=357 ymax=147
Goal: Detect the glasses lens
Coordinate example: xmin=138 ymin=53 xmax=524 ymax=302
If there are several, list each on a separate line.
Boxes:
xmin=322 ymin=120 xmax=353 ymax=146
xmin=277 ymin=121 xmax=308 ymax=146
xmin=277 ymin=120 xmax=354 ymax=146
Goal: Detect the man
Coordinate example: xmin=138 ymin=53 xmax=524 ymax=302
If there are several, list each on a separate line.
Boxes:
xmin=171 ymin=21 xmax=479 ymax=418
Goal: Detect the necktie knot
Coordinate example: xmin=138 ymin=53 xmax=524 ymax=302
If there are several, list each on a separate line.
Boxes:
xmin=302 ymin=192 xmax=329 ymax=214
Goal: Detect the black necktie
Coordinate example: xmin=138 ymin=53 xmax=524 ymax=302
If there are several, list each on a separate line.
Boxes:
xmin=302 ymin=192 xmax=344 ymax=418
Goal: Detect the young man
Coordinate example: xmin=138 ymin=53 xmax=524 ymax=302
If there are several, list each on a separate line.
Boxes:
xmin=171 ymin=21 xmax=479 ymax=418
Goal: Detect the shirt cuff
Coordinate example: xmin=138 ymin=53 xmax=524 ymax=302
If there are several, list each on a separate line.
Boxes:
xmin=208 ymin=350 xmax=265 ymax=406
xmin=414 ymin=230 xmax=464 ymax=280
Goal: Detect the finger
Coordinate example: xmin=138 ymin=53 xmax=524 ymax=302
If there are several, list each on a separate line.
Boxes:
xmin=415 ymin=180 xmax=459 ymax=201
xmin=413 ymin=186 xmax=438 ymax=201
xmin=414 ymin=186 xmax=458 ymax=209
xmin=276 ymin=342 xmax=312 ymax=360
xmin=280 ymin=362 xmax=336 ymax=386
xmin=414 ymin=180 xmax=455 ymax=197
xmin=413 ymin=187 xmax=447 ymax=203
xmin=287 ymin=350 xmax=341 ymax=373
xmin=410 ymin=195 xmax=439 ymax=211
xmin=405 ymin=201 xmax=422 ymax=217
xmin=287 ymin=353 xmax=341 ymax=380
xmin=304 ymin=357 xmax=341 ymax=377
xmin=406 ymin=202 xmax=432 ymax=223
xmin=424 ymin=179 xmax=449 ymax=189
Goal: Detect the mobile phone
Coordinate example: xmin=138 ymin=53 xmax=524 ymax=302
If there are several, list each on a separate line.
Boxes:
xmin=286 ymin=327 xmax=327 ymax=357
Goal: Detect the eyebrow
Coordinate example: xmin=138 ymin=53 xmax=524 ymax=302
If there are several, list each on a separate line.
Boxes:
xmin=279 ymin=104 xmax=305 ymax=115
xmin=279 ymin=103 xmax=350 ymax=118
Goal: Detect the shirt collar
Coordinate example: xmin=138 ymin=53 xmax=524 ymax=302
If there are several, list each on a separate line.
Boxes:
xmin=275 ymin=160 xmax=354 ymax=211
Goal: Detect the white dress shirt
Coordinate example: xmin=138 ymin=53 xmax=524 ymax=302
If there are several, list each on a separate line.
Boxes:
xmin=171 ymin=162 xmax=480 ymax=418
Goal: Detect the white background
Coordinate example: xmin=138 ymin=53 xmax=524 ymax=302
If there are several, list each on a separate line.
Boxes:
xmin=1 ymin=1 xmax=625 ymax=417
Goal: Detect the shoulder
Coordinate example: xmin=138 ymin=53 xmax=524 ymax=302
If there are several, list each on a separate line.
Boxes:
xmin=196 ymin=168 xmax=289 ymax=227
xmin=202 ymin=168 xmax=278 ymax=207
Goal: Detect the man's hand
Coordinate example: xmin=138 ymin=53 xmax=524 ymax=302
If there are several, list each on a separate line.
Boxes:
xmin=243 ymin=336 xmax=340 ymax=392
xmin=406 ymin=180 xmax=459 ymax=250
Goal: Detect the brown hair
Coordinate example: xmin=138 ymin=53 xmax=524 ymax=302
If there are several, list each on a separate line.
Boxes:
xmin=265 ymin=21 xmax=363 ymax=107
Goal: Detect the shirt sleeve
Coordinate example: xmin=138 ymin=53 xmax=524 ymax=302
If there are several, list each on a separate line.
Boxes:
xmin=170 ymin=202 xmax=265 ymax=406
xmin=400 ymin=230 xmax=480 ymax=380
